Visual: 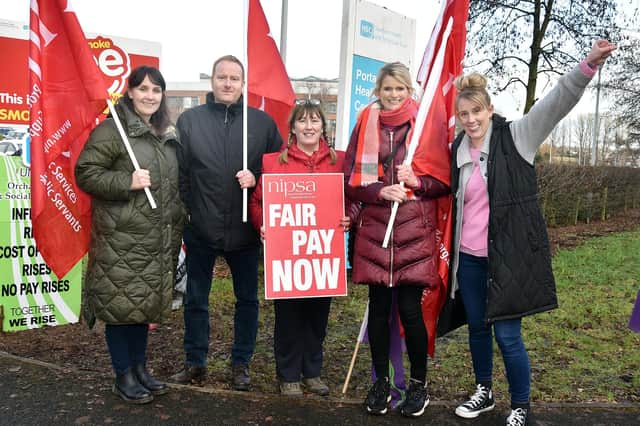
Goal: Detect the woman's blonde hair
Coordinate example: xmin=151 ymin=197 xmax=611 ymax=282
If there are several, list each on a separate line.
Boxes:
xmin=373 ymin=62 xmax=414 ymax=98
xmin=454 ymin=72 xmax=492 ymax=111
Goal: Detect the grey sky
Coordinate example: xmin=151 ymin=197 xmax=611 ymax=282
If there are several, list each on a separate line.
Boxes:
xmin=1 ymin=0 xmax=438 ymax=81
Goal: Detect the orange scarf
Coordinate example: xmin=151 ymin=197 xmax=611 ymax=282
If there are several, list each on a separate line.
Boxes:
xmin=349 ymin=98 xmax=418 ymax=187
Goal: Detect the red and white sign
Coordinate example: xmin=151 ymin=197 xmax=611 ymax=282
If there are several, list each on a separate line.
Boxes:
xmin=262 ymin=173 xmax=347 ymax=300
xmin=0 ymin=19 xmax=160 ymax=126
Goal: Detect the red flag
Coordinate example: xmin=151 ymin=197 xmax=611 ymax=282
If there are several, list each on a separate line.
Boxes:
xmin=411 ymin=0 xmax=469 ymax=356
xmin=247 ymin=0 xmax=295 ymax=141
xmin=29 ymin=0 xmax=108 ymax=278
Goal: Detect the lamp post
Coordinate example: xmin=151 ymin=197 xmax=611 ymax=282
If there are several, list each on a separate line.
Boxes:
xmin=590 ymin=66 xmax=602 ymax=166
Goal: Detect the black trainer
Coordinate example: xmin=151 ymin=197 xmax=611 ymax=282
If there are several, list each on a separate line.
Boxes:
xmin=506 ymin=407 xmax=529 ymax=426
xmin=455 ymin=383 xmax=495 ymax=418
xmin=400 ymin=379 xmax=430 ymax=417
xmin=364 ymin=377 xmax=391 ymax=415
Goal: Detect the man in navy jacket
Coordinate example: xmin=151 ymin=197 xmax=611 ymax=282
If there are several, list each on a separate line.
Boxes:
xmin=171 ymin=55 xmax=282 ymax=390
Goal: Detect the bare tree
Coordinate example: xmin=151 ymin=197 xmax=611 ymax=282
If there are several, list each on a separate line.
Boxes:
xmin=466 ymin=0 xmax=623 ymax=112
xmin=549 ymin=118 xmax=572 ymax=163
xmin=598 ymin=113 xmax=618 ymax=165
xmin=606 ymin=33 xmax=640 ymax=167
xmin=573 ymin=114 xmax=594 ymax=165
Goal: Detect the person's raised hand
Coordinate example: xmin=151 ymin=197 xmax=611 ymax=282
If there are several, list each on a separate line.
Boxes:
xmin=586 ymin=39 xmax=617 ymax=67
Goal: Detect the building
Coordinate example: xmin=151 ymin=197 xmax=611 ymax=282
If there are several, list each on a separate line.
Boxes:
xmin=290 ymin=76 xmax=339 ymax=144
xmin=165 ymin=74 xmax=210 ymax=123
xmin=166 ymin=75 xmax=339 ymax=144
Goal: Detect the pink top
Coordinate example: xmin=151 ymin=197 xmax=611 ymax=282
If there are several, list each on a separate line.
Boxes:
xmin=460 ymin=147 xmax=489 ymax=257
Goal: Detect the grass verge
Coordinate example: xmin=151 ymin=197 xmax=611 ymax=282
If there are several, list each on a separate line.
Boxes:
xmin=207 ymin=230 xmax=640 ymax=403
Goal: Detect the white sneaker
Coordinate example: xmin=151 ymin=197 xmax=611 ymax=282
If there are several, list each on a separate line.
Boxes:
xmin=506 ymin=407 xmax=528 ymax=426
xmin=455 ymin=383 xmax=495 ymax=418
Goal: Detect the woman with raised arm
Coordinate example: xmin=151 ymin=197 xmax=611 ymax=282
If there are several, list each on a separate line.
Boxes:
xmin=447 ymin=40 xmax=616 ymax=426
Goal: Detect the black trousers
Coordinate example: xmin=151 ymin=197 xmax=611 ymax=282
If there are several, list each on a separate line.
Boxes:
xmin=368 ymin=285 xmax=428 ymax=382
xmin=274 ymin=297 xmax=332 ymax=382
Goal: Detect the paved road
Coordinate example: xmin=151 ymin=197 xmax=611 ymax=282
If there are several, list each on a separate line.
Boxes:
xmin=1 ymin=352 xmax=639 ymax=425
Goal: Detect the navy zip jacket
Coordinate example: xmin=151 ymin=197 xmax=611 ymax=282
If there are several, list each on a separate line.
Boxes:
xmin=176 ymin=93 xmax=282 ymax=250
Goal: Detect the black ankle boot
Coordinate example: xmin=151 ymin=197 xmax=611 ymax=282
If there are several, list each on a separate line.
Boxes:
xmin=113 ymin=368 xmax=154 ymax=404
xmin=133 ymin=363 xmax=169 ymax=395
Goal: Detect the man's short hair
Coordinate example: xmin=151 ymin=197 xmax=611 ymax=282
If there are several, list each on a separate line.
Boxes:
xmin=212 ymin=55 xmax=245 ymax=80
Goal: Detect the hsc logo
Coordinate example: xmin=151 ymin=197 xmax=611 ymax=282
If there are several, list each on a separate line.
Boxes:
xmin=87 ymin=36 xmax=131 ymax=95
xmin=360 ymin=20 xmax=374 ymax=39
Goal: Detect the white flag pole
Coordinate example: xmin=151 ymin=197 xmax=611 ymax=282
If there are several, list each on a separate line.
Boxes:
xmin=381 ymin=17 xmax=453 ymax=248
xmin=342 ymin=301 xmax=369 ymax=394
xmin=242 ymin=0 xmax=250 ymax=222
xmin=106 ymin=98 xmax=156 ymax=209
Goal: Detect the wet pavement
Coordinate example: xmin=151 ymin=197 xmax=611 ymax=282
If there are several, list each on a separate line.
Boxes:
xmin=1 ymin=351 xmax=639 ymax=425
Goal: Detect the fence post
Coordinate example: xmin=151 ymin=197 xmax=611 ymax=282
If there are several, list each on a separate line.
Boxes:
xmin=624 ymin=188 xmax=628 ymax=213
xmin=574 ymin=197 xmax=581 ymax=225
xmin=601 ymin=186 xmax=608 ymax=222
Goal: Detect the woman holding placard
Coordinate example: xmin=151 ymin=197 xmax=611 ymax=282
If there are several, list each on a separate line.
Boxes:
xmin=250 ymin=100 xmax=349 ymax=397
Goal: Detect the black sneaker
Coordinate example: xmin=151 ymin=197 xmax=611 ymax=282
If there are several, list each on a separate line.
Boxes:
xmin=455 ymin=383 xmax=495 ymax=418
xmin=506 ymin=407 xmax=529 ymax=426
xmin=364 ymin=377 xmax=391 ymax=415
xmin=400 ymin=379 xmax=430 ymax=417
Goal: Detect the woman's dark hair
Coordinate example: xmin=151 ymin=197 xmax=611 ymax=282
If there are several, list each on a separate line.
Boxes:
xmin=120 ymin=65 xmax=171 ymax=135
xmin=279 ymin=101 xmax=336 ymax=165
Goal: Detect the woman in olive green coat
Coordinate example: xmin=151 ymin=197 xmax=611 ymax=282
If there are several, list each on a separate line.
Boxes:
xmin=75 ymin=66 xmax=185 ymax=404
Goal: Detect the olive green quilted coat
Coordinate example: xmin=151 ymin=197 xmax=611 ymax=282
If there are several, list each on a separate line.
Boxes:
xmin=75 ymin=103 xmax=185 ymax=327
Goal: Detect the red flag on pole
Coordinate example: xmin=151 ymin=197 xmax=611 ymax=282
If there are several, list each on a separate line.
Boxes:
xmin=29 ymin=0 xmax=108 ymax=278
xmin=411 ymin=0 xmax=469 ymax=356
xmin=247 ymin=0 xmax=295 ymax=141
xmin=413 ymin=0 xmax=469 ymax=185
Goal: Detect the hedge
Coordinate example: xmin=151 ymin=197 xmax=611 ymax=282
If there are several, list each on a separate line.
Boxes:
xmin=537 ymin=164 xmax=640 ymax=226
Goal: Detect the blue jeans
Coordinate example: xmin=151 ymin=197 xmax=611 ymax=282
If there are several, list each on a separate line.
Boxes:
xmin=105 ymin=324 xmax=148 ymax=374
xmin=457 ymin=252 xmax=531 ymax=404
xmin=183 ymin=228 xmax=259 ymax=367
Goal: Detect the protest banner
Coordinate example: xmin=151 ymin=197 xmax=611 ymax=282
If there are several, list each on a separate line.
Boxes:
xmin=262 ymin=173 xmax=347 ymax=300
xmin=0 ymin=154 xmax=81 ymax=332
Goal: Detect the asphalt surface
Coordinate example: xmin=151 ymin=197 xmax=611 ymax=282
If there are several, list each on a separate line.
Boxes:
xmin=1 ymin=351 xmax=639 ymax=425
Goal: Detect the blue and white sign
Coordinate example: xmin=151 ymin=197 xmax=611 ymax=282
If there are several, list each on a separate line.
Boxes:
xmin=349 ymin=55 xmax=384 ymax=133
xmin=336 ymin=0 xmax=416 ymax=149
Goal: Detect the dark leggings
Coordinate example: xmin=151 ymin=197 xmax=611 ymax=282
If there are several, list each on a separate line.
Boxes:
xmin=368 ymin=285 xmax=428 ymax=382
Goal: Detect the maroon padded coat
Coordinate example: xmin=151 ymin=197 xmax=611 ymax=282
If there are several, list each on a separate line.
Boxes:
xmin=344 ymin=123 xmax=449 ymax=288
xmin=249 ymin=141 xmax=345 ymax=231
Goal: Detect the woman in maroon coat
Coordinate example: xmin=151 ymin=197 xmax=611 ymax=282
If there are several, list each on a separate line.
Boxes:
xmin=250 ymin=100 xmax=349 ymax=397
xmin=344 ymin=62 xmax=449 ymax=417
